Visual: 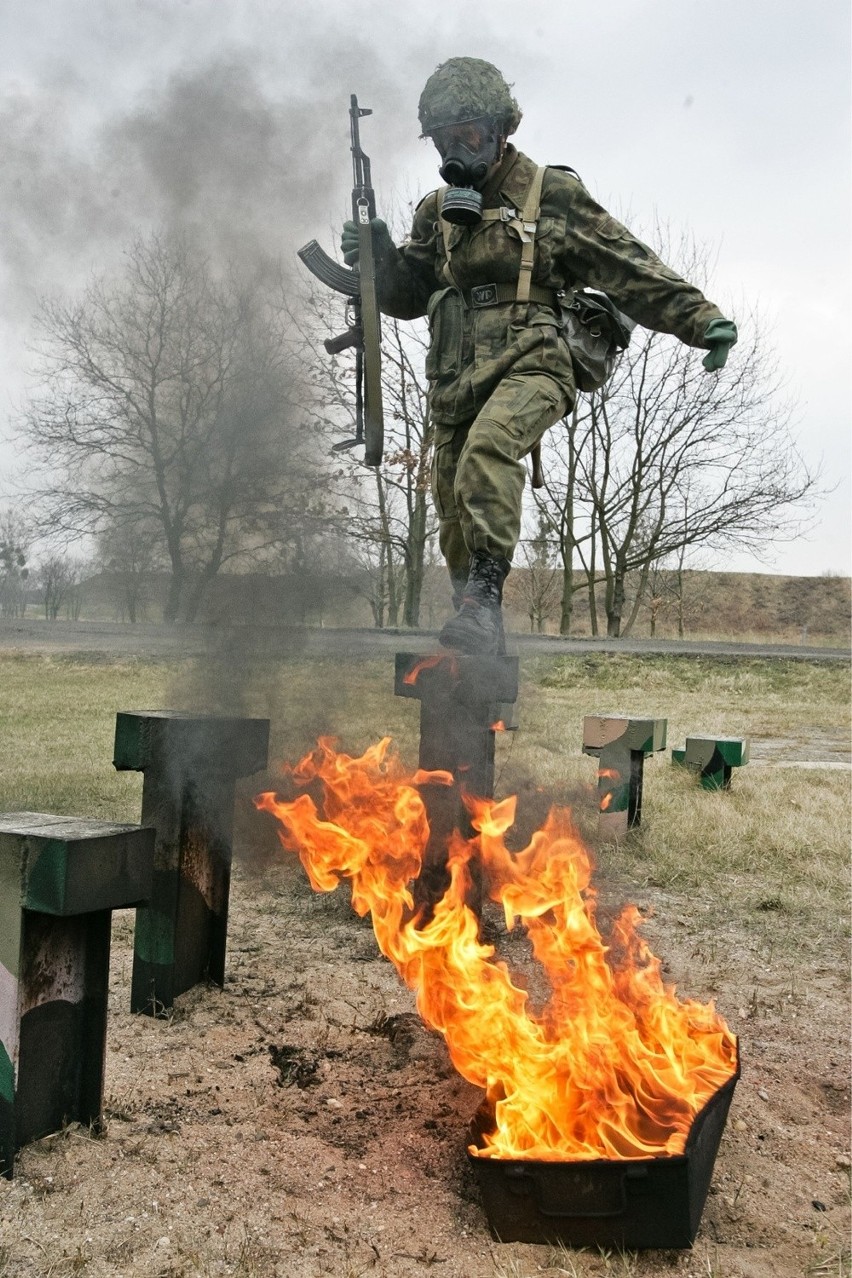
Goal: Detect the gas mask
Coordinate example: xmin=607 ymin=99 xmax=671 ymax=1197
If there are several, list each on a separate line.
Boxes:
xmin=432 ymin=119 xmax=503 ymax=225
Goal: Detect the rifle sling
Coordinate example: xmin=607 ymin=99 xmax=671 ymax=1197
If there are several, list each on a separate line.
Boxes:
xmin=356 ymin=216 xmax=384 ymax=466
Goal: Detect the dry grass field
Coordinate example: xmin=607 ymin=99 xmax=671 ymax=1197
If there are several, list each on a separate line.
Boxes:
xmin=0 ymin=649 xmax=849 ymax=1278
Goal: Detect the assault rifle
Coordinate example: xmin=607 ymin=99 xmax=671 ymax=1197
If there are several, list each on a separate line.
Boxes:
xmin=297 ymin=95 xmax=384 ymax=466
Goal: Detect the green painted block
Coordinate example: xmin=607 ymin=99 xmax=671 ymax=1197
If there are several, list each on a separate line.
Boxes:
xmin=718 ymin=738 xmax=749 ymax=767
xmin=672 ymin=748 xmax=687 ymax=766
xmin=114 ymin=712 xmax=270 ymax=780
xmin=678 ymin=736 xmax=750 ymax=792
xmin=685 ymin=736 xmax=749 ymax=770
xmin=0 ymin=1043 xmax=13 ymax=1106
xmin=133 ymin=908 xmax=176 ymax=968
xmin=0 ymin=815 xmax=156 ymax=1178
xmin=583 ymin=715 xmax=667 ymax=757
xmin=0 ymin=817 xmax=154 ymax=916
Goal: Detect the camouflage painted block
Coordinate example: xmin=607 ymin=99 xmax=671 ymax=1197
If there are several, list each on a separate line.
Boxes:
xmin=684 ymin=736 xmax=750 ymax=791
xmin=114 ymin=712 xmax=270 ymax=1016
xmin=395 ymin=653 xmax=519 ymax=916
xmin=582 ymin=715 xmax=668 ymax=841
xmin=0 ymin=813 xmax=154 ymax=1177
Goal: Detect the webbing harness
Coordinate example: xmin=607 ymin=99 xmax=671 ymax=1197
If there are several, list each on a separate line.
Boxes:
xmin=437 ymin=165 xmax=549 ymax=305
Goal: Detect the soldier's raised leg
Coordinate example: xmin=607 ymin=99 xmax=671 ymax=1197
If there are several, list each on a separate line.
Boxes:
xmin=437 ymin=371 xmax=568 ymax=655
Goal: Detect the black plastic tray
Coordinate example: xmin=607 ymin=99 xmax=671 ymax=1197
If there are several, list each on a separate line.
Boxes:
xmin=467 ymin=1046 xmax=740 ymax=1250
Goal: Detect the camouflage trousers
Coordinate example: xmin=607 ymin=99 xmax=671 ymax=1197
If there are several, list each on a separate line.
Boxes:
xmin=431 ymin=371 xmax=570 ymax=577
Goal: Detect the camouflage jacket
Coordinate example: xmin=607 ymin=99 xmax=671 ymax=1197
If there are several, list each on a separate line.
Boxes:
xmin=375 ymin=146 xmax=725 ymax=425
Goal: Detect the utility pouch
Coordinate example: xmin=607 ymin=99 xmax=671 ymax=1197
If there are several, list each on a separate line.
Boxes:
xmin=561 ymin=290 xmax=635 ymax=393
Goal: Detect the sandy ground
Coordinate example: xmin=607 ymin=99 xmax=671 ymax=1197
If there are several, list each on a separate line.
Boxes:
xmin=1 ymin=789 xmax=849 ymax=1278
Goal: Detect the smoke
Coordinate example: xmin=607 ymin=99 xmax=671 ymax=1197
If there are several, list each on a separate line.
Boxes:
xmin=0 ymin=43 xmax=414 ymax=313
xmin=0 ymin=23 xmax=497 ymax=754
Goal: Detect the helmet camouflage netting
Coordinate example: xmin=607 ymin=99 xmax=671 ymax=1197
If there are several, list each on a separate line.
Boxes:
xmin=418 ymin=57 xmax=522 ymax=137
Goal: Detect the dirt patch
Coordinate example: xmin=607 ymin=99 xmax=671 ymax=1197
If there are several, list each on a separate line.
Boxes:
xmin=1 ymin=826 xmax=849 ymax=1278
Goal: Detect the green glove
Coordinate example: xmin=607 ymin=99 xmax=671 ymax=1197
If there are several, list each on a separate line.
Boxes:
xmin=340 ymin=218 xmax=394 ymax=267
xmin=702 ymin=318 xmax=738 ymax=371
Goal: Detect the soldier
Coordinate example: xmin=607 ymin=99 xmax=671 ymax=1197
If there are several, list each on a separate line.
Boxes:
xmin=342 ymin=57 xmax=738 ymax=654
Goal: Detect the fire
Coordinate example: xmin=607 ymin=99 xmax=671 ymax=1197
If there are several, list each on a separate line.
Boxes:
xmin=403 ymin=653 xmax=459 ymax=685
xmin=255 ymin=737 xmax=737 ymax=1162
xmin=597 ymin=767 xmax=621 ymax=811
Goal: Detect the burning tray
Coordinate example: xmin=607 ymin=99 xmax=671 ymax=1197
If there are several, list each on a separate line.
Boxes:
xmin=467 ymin=1045 xmax=740 ymax=1251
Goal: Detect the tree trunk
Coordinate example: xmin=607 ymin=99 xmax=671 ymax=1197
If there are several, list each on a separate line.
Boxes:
xmin=559 ymin=569 xmax=573 ymax=636
xmin=621 ymin=564 xmax=649 ymax=637
xmin=164 ymin=571 xmax=183 ymax=623
xmin=606 ymin=566 xmax=626 ymax=638
xmin=588 ymin=512 xmax=599 ymax=637
xmin=403 ymin=483 xmax=428 ymax=628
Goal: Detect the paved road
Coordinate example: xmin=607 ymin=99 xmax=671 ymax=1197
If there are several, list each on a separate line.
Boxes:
xmin=0 ymin=618 xmax=848 ymax=662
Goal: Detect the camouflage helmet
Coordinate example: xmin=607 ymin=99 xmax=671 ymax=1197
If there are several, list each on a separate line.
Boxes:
xmin=418 ymin=58 xmax=522 ymax=138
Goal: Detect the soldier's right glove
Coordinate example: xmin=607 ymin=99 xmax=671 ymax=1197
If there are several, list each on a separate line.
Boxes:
xmin=340 ymin=218 xmax=394 ymax=267
xmin=702 ymin=318 xmax=738 ymax=371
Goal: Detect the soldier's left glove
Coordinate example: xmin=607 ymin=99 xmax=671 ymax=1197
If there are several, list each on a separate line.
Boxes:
xmin=702 ymin=318 xmax=738 ymax=371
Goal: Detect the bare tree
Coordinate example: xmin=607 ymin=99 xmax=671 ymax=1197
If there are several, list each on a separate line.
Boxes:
xmin=18 ymin=233 xmax=323 ymax=622
xmin=534 ymin=230 xmax=819 ymax=638
xmin=96 ymin=516 xmax=161 ymax=622
xmin=38 ymin=553 xmax=83 ymax=621
xmin=0 ymin=509 xmax=31 ymax=618
xmin=511 ymin=512 xmax=561 ymax=633
xmin=532 ymin=402 xmax=597 ymax=635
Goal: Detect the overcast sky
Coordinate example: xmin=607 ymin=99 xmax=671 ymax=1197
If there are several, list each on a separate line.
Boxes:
xmin=1 ymin=0 xmax=849 ymax=576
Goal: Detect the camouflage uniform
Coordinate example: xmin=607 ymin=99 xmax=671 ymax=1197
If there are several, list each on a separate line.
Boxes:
xmin=375 ymin=145 xmax=726 ymax=576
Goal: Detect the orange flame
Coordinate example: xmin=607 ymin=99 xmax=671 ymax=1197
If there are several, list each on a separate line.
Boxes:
xmin=598 ymin=767 xmax=621 ymax=811
xmin=491 ymin=720 xmax=506 ymax=732
xmin=403 ymin=653 xmax=460 ymax=685
xmin=256 ymin=738 xmax=737 ymax=1162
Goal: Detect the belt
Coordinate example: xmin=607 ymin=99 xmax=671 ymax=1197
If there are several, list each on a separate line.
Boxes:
xmin=462 ymin=282 xmax=560 ymax=310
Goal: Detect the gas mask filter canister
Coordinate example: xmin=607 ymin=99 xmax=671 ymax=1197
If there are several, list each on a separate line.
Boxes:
xmin=434 ymin=123 xmax=501 ymax=225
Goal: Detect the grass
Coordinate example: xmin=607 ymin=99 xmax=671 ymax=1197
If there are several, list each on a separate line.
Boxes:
xmin=0 ymin=648 xmax=848 ymax=959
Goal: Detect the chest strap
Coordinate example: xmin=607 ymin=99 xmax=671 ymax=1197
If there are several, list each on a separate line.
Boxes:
xmin=437 ymin=165 xmax=548 ymax=304
xmin=515 ymin=165 xmax=546 ymax=304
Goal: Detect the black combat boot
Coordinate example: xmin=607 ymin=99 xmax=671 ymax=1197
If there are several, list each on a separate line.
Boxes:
xmin=449 ymin=569 xmax=468 ymax=614
xmin=439 ymin=550 xmax=510 ymax=655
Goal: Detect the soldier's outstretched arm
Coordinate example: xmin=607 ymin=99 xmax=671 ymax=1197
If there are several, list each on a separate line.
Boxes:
xmin=556 ymin=173 xmax=737 ymax=363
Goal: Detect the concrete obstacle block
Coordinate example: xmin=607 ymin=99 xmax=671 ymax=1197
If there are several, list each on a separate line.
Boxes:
xmin=680 ymin=736 xmax=750 ymax=791
xmin=0 ymin=813 xmax=154 ymax=1177
xmin=582 ymin=716 xmax=668 ymax=841
xmin=395 ymin=653 xmax=519 ymax=914
xmin=113 ymin=712 xmax=270 ymax=1016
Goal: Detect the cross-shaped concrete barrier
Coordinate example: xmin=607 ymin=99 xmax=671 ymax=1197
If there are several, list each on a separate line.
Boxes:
xmin=0 ymin=813 xmax=154 ymax=1176
xmin=582 ymin=715 xmax=668 ymax=841
xmin=113 ymin=712 xmax=269 ymax=1016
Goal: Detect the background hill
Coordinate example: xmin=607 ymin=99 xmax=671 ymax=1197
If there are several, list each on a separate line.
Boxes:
xmin=22 ymin=567 xmax=852 ymax=647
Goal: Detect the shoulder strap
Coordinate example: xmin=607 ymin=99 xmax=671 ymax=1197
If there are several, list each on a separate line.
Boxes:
xmin=436 ymin=188 xmax=458 ymax=287
xmin=515 ymin=165 xmax=546 ymax=304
